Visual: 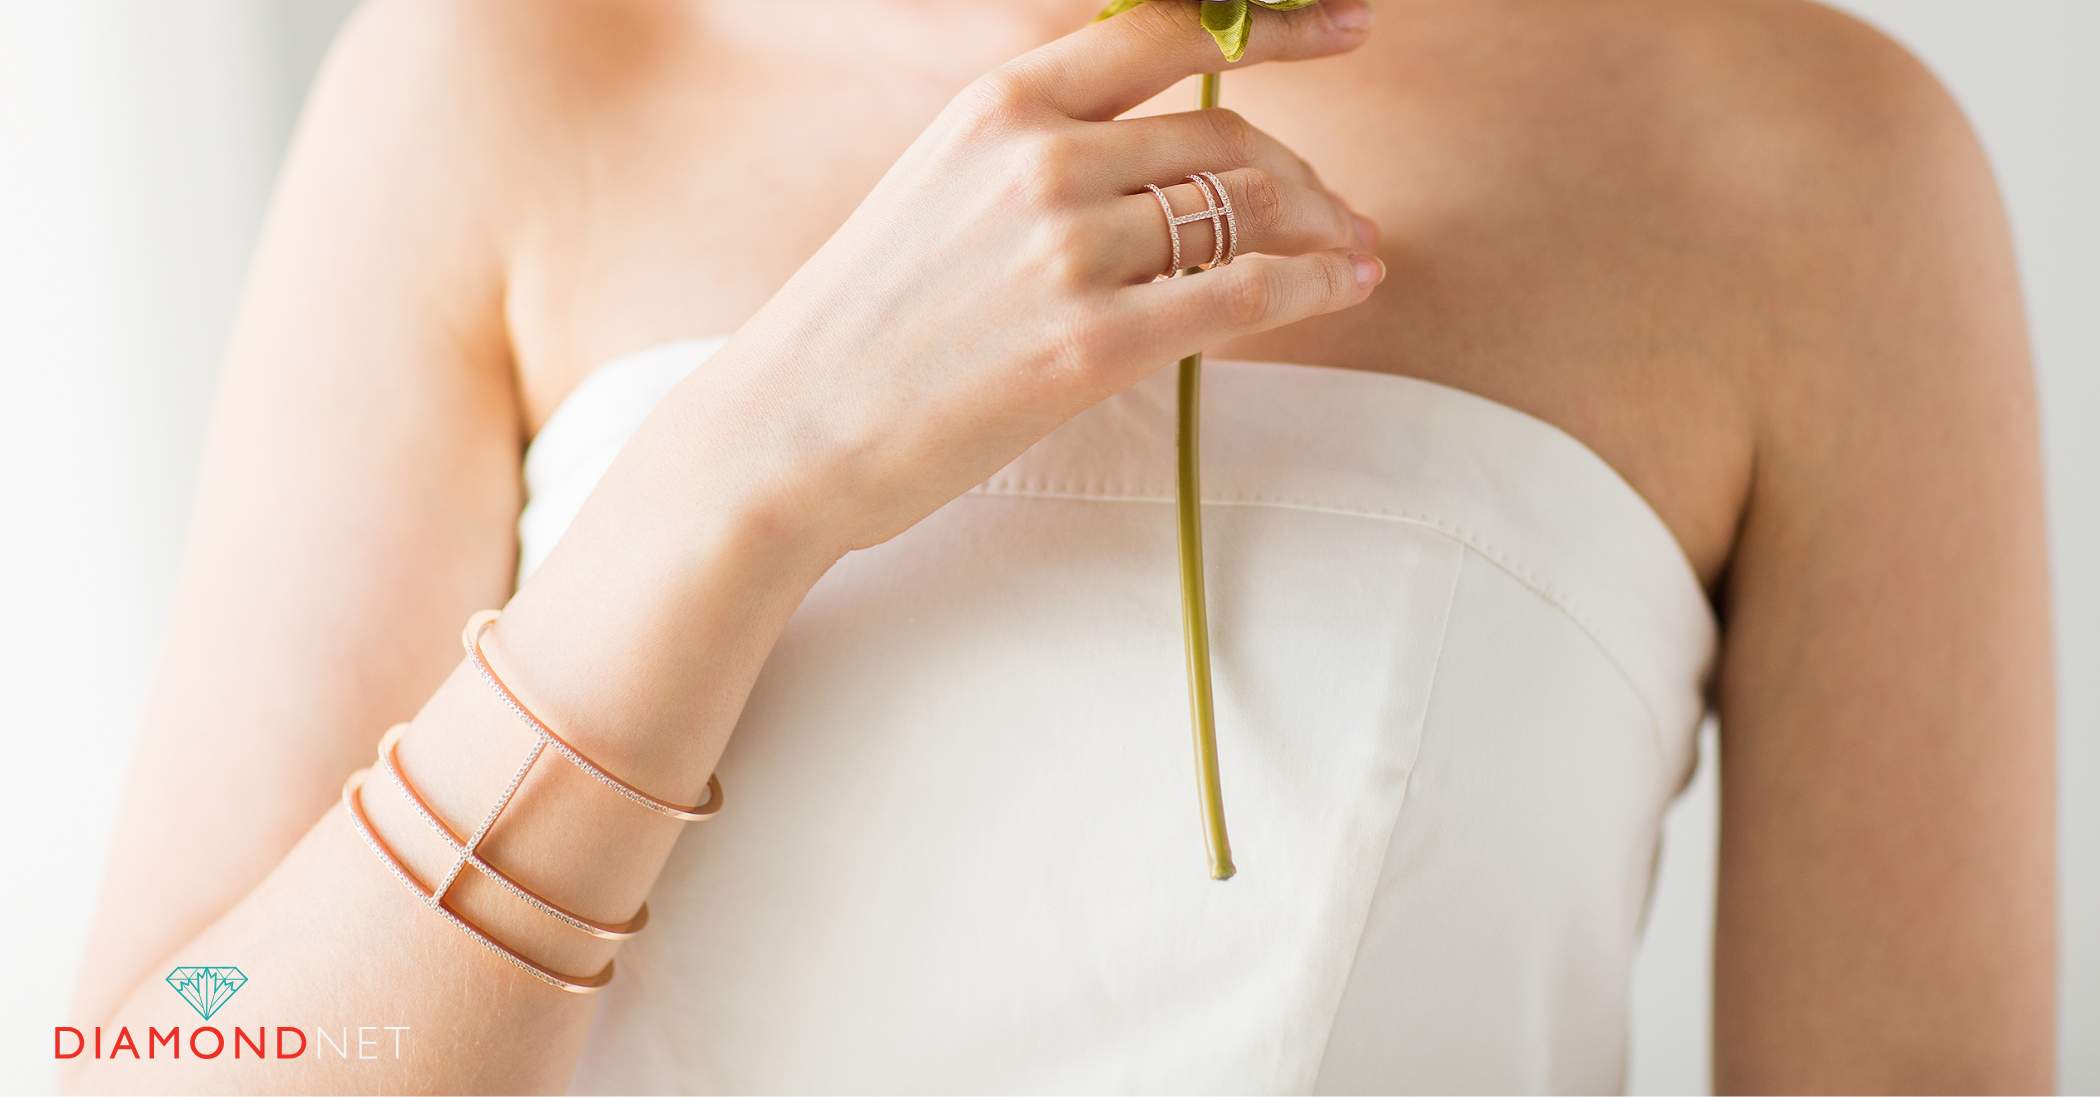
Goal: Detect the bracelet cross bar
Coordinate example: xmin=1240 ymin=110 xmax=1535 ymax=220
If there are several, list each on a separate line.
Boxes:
xmin=341 ymin=769 xmax=613 ymax=994
xmin=376 ymin=724 xmax=648 ymax=939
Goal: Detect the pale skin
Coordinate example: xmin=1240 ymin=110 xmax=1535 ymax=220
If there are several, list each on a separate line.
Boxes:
xmin=66 ymin=0 xmax=2053 ymax=1092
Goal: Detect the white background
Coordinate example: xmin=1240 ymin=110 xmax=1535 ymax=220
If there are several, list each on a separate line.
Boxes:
xmin=0 ymin=3 xmax=2090 ymax=1092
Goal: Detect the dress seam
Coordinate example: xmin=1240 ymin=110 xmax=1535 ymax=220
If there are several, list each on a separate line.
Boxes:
xmin=1305 ymin=545 xmax=1466 ymax=1091
xmin=966 ymin=478 xmax=1675 ymax=767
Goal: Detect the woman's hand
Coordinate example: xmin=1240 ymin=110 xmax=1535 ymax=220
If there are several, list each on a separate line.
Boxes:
xmin=676 ymin=0 xmax=1382 ymax=556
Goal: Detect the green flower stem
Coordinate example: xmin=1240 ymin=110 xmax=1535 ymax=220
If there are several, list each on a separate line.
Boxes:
xmin=1091 ymin=1 xmax=1257 ymax=880
xmin=1181 ymin=70 xmax=1234 ymax=882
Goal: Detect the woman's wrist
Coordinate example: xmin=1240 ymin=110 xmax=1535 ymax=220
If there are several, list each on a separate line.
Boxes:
xmin=480 ymin=369 xmax=838 ymax=774
xmin=572 ymin=334 xmax=857 ymax=576
xmin=646 ymin=333 xmax=888 ymax=561
xmin=500 ymin=512 xmax=825 ymax=767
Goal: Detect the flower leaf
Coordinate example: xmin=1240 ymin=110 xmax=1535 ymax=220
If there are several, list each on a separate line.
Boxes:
xmin=1091 ymin=0 xmax=1148 ymax=21
xmin=1251 ymin=0 xmax=1323 ymax=9
xmin=1201 ymin=0 xmax=1253 ymax=62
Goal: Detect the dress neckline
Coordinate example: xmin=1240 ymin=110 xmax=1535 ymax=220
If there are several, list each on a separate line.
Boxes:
xmin=522 ymin=335 xmax=1720 ymax=778
xmin=533 ymin=333 xmax=1711 ymax=600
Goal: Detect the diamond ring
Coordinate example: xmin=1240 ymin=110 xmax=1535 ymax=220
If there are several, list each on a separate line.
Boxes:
xmin=1142 ymin=171 xmax=1240 ymax=279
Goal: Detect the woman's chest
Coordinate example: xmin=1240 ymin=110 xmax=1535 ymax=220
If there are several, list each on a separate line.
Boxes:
xmin=502 ymin=52 xmax=1750 ymax=586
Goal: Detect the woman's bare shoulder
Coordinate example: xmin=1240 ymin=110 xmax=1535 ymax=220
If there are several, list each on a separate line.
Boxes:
xmin=1274 ymin=0 xmax=2012 ymax=585
xmin=310 ymin=0 xmax=692 ymax=191
xmin=1636 ymin=0 xmax=1991 ymax=214
xmin=1356 ymin=0 xmax=1993 ymax=235
xmin=1605 ymin=0 xmax=2026 ymax=429
xmin=1572 ymin=0 xmax=2015 ymax=361
xmin=290 ymin=0 xmax=733 ymax=387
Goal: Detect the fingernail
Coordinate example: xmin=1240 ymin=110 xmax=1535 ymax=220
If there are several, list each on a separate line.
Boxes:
xmin=1352 ymin=253 xmax=1385 ymax=288
xmin=1351 ymin=213 xmax=1378 ymax=248
xmin=1329 ymin=0 xmax=1373 ymax=32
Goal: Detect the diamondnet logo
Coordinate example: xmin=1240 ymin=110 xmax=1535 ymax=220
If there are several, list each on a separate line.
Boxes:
xmin=55 ymin=963 xmax=410 ymax=1063
xmin=165 ymin=967 xmax=247 ymax=1021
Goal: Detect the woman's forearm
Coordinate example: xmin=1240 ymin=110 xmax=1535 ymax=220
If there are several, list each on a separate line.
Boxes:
xmin=66 ymin=376 xmax=840 ymax=1094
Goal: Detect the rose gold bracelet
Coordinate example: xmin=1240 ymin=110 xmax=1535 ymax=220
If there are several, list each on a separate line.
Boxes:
xmin=374 ymin=724 xmax=648 ymax=940
xmin=338 ymin=610 xmax=726 ymax=992
xmin=462 ymin=610 xmax=723 ymax=822
xmin=341 ymin=768 xmax=614 ymax=994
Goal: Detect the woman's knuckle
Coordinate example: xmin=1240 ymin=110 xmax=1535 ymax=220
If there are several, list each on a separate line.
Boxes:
xmin=1048 ymin=308 xmax=1117 ymax=380
xmin=1033 ymin=219 xmax=1097 ymax=289
xmin=1013 ymin=164 xmax=1067 ymax=208
xmin=1330 ymin=200 xmax=1358 ymax=245
xmin=1220 ymin=268 xmax=1275 ymax=325
xmin=953 ymin=69 xmax=1033 ymax=129
xmin=1031 ymin=129 xmax=1084 ymax=171
xmin=1316 ymin=253 xmax=1355 ymax=302
xmin=1123 ymin=0 xmax=1195 ymax=50
xmin=1237 ymin=169 xmax=1287 ymax=232
xmin=1205 ymin=108 xmax=1254 ymax=163
xmin=1011 ymin=131 xmax=1086 ymax=203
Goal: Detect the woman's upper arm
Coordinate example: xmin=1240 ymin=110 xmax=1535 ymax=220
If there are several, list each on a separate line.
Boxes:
xmin=73 ymin=0 xmax=532 ymax=1023
xmin=1711 ymin=13 xmax=2055 ymax=1090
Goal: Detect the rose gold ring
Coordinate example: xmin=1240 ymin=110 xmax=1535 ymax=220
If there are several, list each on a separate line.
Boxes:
xmin=1142 ymin=171 xmax=1241 ymax=279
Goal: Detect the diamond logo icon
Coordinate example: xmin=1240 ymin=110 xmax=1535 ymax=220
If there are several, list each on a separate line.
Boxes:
xmin=165 ymin=966 xmax=248 ymax=1021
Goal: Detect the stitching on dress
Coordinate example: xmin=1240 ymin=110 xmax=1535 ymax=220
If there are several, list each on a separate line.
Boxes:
xmin=1306 ymin=545 xmax=1466 ymax=1088
xmin=967 ymin=476 xmax=1673 ymax=765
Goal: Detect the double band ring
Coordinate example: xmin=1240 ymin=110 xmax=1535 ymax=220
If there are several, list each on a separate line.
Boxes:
xmin=1143 ymin=171 xmax=1240 ymax=279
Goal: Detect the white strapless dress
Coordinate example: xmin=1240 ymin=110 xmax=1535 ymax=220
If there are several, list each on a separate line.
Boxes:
xmin=524 ymin=338 xmax=1716 ymax=1094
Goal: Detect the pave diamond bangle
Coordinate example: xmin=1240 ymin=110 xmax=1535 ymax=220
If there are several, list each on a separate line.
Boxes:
xmin=341 ymin=768 xmax=614 ymax=994
xmin=463 ymin=610 xmax=723 ymax=822
xmin=374 ymin=724 xmax=648 ymax=940
xmin=339 ymin=609 xmax=727 ymax=993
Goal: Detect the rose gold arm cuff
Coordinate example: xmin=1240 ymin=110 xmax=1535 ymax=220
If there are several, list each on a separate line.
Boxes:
xmin=463 ymin=610 xmax=723 ymax=822
xmin=341 ymin=768 xmax=614 ymax=994
xmin=375 ymin=724 xmax=648 ymax=939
